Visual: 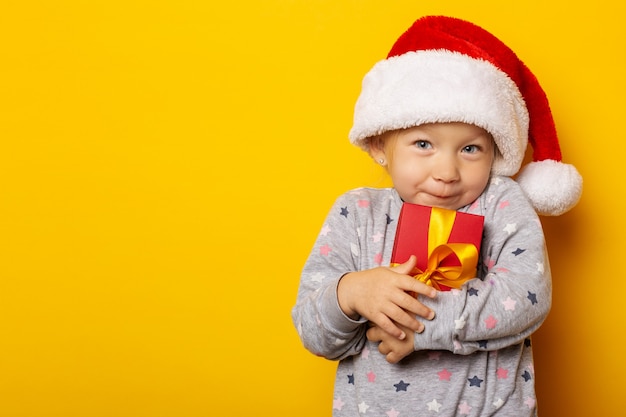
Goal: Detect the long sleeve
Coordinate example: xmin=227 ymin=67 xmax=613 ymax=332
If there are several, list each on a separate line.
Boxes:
xmin=413 ymin=176 xmax=552 ymax=354
xmin=294 ymin=180 xmax=549 ymax=417
xmin=291 ymin=188 xmax=401 ymax=360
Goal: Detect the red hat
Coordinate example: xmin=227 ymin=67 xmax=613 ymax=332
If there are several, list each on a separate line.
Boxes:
xmin=349 ymin=16 xmax=582 ymax=216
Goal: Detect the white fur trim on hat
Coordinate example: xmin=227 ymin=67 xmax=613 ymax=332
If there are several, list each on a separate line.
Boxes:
xmin=349 ymin=50 xmax=529 ymax=177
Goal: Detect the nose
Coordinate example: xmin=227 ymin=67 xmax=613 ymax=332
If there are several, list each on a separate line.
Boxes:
xmin=431 ymin=154 xmax=459 ymax=183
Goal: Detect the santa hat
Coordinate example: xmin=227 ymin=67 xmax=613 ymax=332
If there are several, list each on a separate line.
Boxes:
xmin=349 ymin=16 xmax=582 ymax=216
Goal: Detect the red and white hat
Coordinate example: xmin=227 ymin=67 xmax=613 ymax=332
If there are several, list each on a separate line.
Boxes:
xmin=349 ymin=16 xmax=582 ymax=216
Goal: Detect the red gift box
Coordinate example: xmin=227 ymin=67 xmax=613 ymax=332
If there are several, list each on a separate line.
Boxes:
xmin=391 ymin=203 xmax=484 ymax=291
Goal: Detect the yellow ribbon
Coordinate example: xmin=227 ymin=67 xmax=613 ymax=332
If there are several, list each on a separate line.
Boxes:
xmin=395 ymin=207 xmax=479 ymax=291
xmin=412 ymin=242 xmax=478 ymax=290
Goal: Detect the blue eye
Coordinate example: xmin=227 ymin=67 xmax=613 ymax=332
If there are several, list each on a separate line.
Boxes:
xmin=415 ymin=140 xmax=432 ymax=149
xmin=463 ymin=145 xmax=479 ymax=153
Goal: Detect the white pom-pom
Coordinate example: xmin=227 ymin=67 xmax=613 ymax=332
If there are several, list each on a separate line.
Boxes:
xmin=516 ymin=160 xmax=583 ymax=216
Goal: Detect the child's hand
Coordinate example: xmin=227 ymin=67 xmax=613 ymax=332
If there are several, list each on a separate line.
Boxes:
xmin=366 ymin=322 xmax=415 ymax=364
xmin=337 ymin=255 xmax=436 ymax=341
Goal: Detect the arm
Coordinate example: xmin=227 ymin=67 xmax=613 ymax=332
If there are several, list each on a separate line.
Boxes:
xmin=291 ymin=194 xmax=366 ymax=360
xmin=414 ymin=177 xmax=552 ymax=354
xmin=291 ymin=192 xmax=435 ymax=361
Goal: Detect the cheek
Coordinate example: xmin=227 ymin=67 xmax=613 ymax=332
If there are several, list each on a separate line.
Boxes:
xmin=389 ymin=162 xmax=426 ymax=181
xmin=473 ymin=166 xmax=493 ymax=189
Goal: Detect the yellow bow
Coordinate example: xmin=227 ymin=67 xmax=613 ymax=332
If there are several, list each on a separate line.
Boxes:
xmin=411 ymin=242 xmax=478 ymax=290
xmin=407 ymin=207 xmax=478 ymax=290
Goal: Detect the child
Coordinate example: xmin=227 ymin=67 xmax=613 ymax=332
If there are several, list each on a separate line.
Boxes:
xmin=292 ymin=15 xmax=582 ymax=417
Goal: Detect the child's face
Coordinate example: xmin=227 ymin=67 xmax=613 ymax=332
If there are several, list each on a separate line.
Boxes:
xmin=372 ymin=122 xmax=495 ymax=210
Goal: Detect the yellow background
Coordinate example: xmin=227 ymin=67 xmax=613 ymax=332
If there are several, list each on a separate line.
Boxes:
xmin=0 ymin=0 xmax=623 ymax=415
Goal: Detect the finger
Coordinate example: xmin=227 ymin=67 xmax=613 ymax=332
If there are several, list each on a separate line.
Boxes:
xmin=377 ymin=302 xmax=425 ymax=334
xmin=366 ymin=326 xmax=382 ymax=342
xmin=386 ymin=291 xmax=434 ymax=326
xmin=378 ymin=341 xmax=391 ymax=355
xmin=393 ymin=314 xmax=425 ymax=334
xmin=386 ymin=351 xmax=402 ymax=364
xmin=400 ymin=294 xmax=436 ymax=321
xmin=403 ymin=278 xmax=437 ymax=299
xmin=390 ymin=255 xmax=417 ymax=275
xmin=370 ymin=313 xmax=406 ymax=340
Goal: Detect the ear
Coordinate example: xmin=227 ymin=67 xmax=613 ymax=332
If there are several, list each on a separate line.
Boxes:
xmin=367 ymin=136 xmax=387 ymax=163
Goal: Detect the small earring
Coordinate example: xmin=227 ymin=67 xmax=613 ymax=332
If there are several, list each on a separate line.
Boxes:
xmin=378 ymin=159 xmax=385 ymax=165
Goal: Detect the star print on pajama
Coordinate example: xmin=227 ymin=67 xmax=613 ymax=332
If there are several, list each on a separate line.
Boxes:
xmin=292 ymin=176 xmax=551 ymax=416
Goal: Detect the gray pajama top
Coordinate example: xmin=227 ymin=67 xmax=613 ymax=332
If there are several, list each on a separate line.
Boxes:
xmin=292 ymin=176 xmax=551 ymax=416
